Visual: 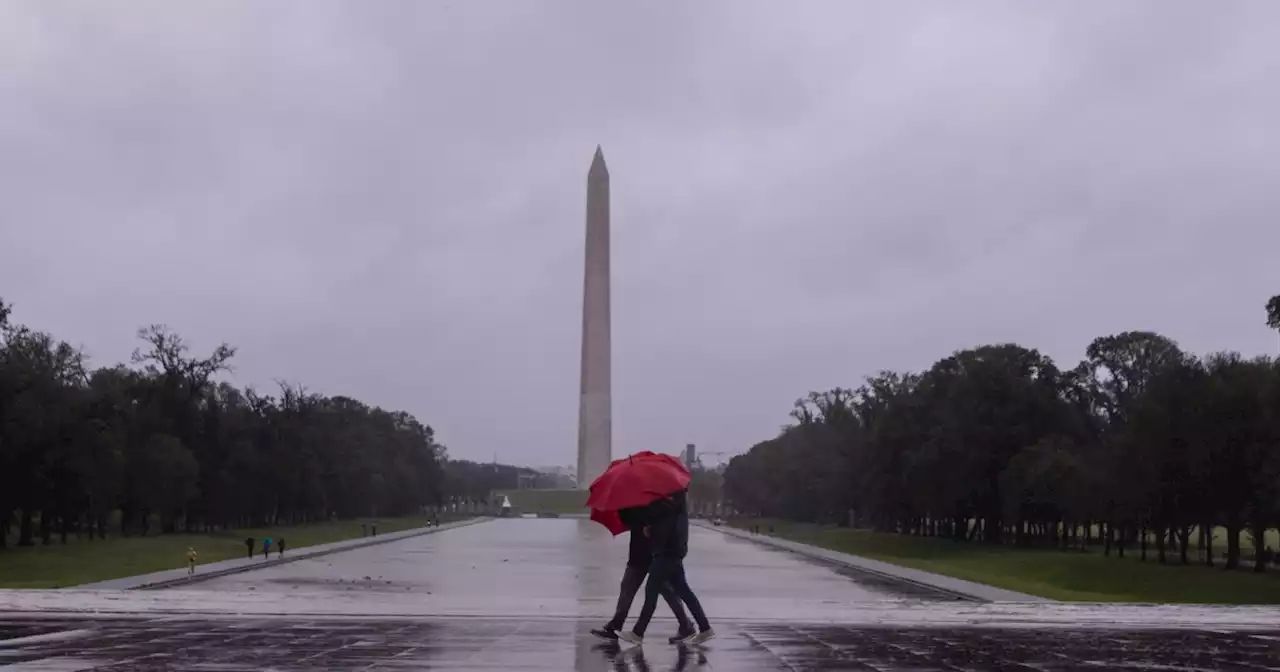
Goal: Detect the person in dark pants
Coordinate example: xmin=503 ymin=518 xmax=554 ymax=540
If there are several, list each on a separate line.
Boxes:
xmin=244 ymin=537 xmax=255 ymax=558
xmin=620 ymin=490 xmax=714 ymax=647
xmin=277 ymin=538 xmax=286 ymax=558
xmin=589 ymin=509 xmax=693 ymax=644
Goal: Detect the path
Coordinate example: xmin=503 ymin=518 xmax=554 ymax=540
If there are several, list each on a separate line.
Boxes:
xmin=1 ymin=615 xmax=1276 ymax=670
xmin=190 ymin=517 xmax=956 ymax=620
xmin=3 ymin=518 xmax=1278 ymax=670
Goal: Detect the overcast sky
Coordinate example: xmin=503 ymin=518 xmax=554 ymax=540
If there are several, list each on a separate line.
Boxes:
xmin=2 ymin=2 xmax=1278 ymax=467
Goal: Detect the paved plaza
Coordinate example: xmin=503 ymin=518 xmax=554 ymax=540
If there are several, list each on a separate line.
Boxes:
xmin=1 ymin=519 xmax=1278 ymax=670
xmin=2 ymin=615 xmax=1278 ymax=671
xmin=188 ymin=518 xmax=955 ymax=613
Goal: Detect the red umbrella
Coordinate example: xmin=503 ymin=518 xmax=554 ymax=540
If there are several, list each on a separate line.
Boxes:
xmin=586 ymin=451 xmax=691 ymax=524
xmin=589 ymin=508 xmax=628 ymax=536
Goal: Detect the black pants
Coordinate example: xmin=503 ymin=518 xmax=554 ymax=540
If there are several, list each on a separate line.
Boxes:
xmin=631 ymin=556 xmax=710 ymax=637
xmin=606 ymin=564 xmax=691 ymax=633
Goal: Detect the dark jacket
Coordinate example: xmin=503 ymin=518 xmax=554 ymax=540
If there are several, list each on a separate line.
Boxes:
xmin=641 ymin=490 xmax=689 ymax=559
xmin=619 ymin=508 xmax=651 ymax=568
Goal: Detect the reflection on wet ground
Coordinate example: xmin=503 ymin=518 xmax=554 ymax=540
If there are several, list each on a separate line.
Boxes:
xmin=1 ymin=616 xmax=1277 ymax=671
xmin=191 ymin=518 xmax=957 ymax=607
xmin=5 ymin=520 xmax=1279 ymax=670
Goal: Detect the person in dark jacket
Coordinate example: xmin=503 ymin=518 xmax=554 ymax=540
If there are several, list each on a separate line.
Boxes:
xmin=620 ymin=490 xmax=714 ymax=646
xmin=590 ymin=508 xmax=694 ymax=644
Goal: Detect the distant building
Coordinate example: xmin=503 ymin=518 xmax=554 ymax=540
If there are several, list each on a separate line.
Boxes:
xmin=529 ymin=465 xmax=577 ymax=489
xmin=684 ymin=444 xmax=696 ymax=467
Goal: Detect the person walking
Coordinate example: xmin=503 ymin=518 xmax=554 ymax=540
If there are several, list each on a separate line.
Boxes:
xmin=589 ymin=508 xmax=694 ymax=645
xmin=262 ymin=537 xmax=272 ymax=559
xmin=277 ymin=538 xmax=286 ymax=558
xmin=186 ymin=547 xmax=198 ymax=577
xmin=244 ymin=537 xmax=255 ymax=559
xmin=620 ymin=490 xmax=714 ymax=647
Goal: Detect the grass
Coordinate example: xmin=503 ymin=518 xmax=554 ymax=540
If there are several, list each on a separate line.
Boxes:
xmin=731 ymin=518 xmax=1280 ymax=604
xmin=0 ymin=513 xmax=472 ymax=589
xmin=492 ymin=488 xmax=587 ymax=515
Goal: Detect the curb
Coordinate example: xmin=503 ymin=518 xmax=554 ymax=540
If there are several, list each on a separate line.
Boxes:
xmin=86 ymin=518 xmax=490 ymax=591
xmin=695 ymin=521 xmax=1046 ymax=603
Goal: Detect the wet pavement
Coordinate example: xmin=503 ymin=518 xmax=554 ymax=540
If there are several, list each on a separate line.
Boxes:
xmin=189 ymin=518 xmax=958 ymax=616
xmin=1 ymin=615 xmax=1277 ymax=670
xmin=2 ymin=519 xmax=1279 ymax=670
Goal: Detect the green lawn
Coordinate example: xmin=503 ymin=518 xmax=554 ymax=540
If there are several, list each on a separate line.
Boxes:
xmin=0 ymin=514 xmax=472 ymax=589
xmin=730 ymin=519 xmax=1280 ymax=604
xmin=493 ymin=489 xmax=587 ymax=515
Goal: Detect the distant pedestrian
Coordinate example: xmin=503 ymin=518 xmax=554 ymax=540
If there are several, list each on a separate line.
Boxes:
xmin=361 ymin=523 xmax=368 ymax=537
xmin=262 ymin=537 xmax=272 ymax=558
xmin=372 ymin=524 xmax=378 ymax=537
xmin=245 ymin=537 xmax=255 ymax=558
xmin=278 ymin=538 xmax=286 ymax=558
xmin=186 ymin=547 xmax=198 ymax=577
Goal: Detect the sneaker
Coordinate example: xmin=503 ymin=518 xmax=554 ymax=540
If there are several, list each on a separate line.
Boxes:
xmin=681 ymin=628 xmax=715 ymax=645
xmin=618 ymin=631 xmax=643 ymax=646
xmin=589 ymin=627 xmax=619 ymax=642
xmin=668 ymin=628 xmax=695 ymax=645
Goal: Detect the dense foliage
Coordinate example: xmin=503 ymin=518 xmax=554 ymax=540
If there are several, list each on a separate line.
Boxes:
xmin=0 ymin=298 xmax=459 ymax=547
xmin=443 ymin=460 xmax=553 ymax=500
xmin=725 ymin=298 xmax=1280 ymax=573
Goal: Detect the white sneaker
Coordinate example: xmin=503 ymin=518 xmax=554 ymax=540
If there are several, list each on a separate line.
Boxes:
xmin=618 ymin=631 xmax=643 ymax=647
xmin=681 ymin=628 xmax=715 ymax=645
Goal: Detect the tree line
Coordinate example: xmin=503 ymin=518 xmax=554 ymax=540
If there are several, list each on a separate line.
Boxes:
xmin=0 ymin=297 xmax=466 ymax=548
xmin=442 ymin=460 xmax=564 ymax=502
xmin=724 ymin=297 xmax=1280 ymax=573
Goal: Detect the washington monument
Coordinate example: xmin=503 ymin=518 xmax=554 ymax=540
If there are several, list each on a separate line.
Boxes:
xmin=577 ymin=146 xmax=612 ymax=488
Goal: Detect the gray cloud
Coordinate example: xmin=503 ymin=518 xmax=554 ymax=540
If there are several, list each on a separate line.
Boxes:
xmin=3 ymin=1 xmax=1279 ymax=466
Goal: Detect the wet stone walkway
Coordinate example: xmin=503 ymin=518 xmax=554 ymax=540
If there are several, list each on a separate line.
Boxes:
xmin=188 ymin=518 xmax=956 ymax=609
xmin=3 ymin=519 xmax=1279 ymax=670
xmin=1 ymin=616 xmax=1277 ymax=670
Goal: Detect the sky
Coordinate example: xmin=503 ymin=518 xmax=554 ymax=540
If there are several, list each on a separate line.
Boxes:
xmin=2 ymin=1 xmax=1279 ymax=468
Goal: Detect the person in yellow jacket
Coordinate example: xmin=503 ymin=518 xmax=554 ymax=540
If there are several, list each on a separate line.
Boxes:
xmin=187 ymin=547 xmax=198 ymax=577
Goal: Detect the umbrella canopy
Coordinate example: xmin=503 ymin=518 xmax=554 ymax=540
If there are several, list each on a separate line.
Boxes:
xmin=586 ymin=451 xmax=691 ymax=514
xmin=589 ymin=508 xmax=628 ymax=536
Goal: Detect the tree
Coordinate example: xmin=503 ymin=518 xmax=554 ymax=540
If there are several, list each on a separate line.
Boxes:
xmin=686 ymin=458 xmax=723 ymax=515
xmin=724 ymin=314 xmax=1280 ymax=576
xmin=1000 ymin=436 xmax=1088 ymax=548
xmin=1121 ymin=357 xmax=1210 ymax=564
xmin=1 ymin=298 xmax=459 ymax=550
xmin=0 ymin=325 xmax=86 ymax=546
xmin=1268 ymin=296 xmax=1280 ymax=355
xmin=1200 ymin=353 xmax=1277 ymax=570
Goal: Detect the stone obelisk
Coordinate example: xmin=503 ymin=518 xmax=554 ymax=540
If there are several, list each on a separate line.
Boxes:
xmin=577 ymin=146 xmax=612 ymax=489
